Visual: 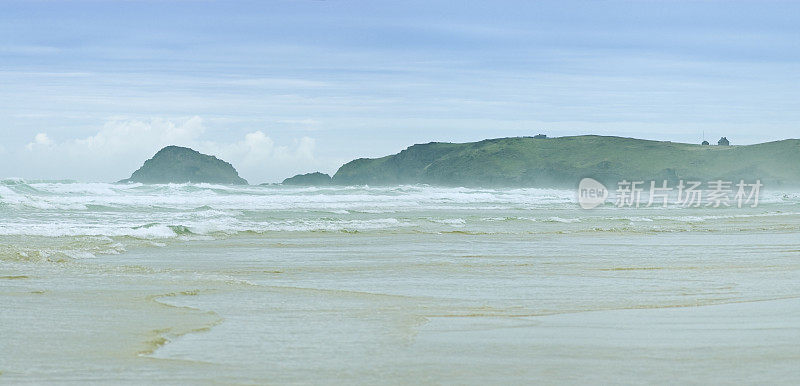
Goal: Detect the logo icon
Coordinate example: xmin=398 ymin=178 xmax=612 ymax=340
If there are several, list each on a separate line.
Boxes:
xmin=578 ymin=178 xmax=608 ymax=209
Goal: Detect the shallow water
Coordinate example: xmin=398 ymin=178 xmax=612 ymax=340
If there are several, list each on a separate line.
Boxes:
xmin=1 ymin=180 xmax=799 ymax=384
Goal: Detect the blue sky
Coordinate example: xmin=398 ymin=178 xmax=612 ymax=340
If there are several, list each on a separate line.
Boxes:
xmin=1 ymin=0 xmax=799 ymax=182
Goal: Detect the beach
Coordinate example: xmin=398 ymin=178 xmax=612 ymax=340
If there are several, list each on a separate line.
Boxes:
xmin=2 ymin=181 xmax=799 ymax=384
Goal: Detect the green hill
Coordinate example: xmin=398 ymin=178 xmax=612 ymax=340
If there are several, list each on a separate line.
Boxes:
xmin=331 ymin=136 xmax=800 ymax=188
xmin=119 ymin=146 xmax=248 ymax=185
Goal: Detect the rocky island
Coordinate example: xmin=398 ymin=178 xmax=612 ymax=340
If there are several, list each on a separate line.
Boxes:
xmin=119 ymin=146 xmax=248 ymax=185
xmin=282 ymin=172 xmax=332 ymax=186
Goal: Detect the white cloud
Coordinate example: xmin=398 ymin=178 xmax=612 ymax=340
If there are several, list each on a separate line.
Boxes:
xmin=18 ymin=117 xmax=324 ymax=183
xmin=70 ymin=116 xmax=205 ymax=156
xmin=25 ymin=133 xmax=54 ymax=150
xmin=199 ymin=130 xmax=318 ymax=183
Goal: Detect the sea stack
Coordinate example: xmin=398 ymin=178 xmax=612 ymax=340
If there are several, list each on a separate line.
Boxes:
xmin=119 ymin=146 xmax=248 ymax=184
xmin=282 ymin=172 xmax=332 ymax=186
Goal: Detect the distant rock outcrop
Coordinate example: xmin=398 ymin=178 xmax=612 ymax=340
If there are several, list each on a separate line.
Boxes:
xmin=119 ymin=146 xmax=248 ymax=185
xmin=282 ymin=172 xmax=332 ymax=186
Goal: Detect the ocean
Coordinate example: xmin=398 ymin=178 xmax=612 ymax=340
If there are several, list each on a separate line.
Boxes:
xmin=2 ymin=180 xmax=800 ymax=384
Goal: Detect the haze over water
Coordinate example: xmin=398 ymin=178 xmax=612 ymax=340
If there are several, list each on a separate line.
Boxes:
xmin=2 ymin=180 xmax=800 ymax=383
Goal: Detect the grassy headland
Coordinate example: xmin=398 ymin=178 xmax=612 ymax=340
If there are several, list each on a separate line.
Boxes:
xmin=331 ymin=136 xmax=800 ymax=188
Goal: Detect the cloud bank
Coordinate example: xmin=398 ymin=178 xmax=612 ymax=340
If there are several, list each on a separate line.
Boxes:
xmin=16 ymin=117 xmax=323 ymax=183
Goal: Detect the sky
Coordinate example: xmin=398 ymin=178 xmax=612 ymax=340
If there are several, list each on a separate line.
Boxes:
xmin=1 ymin=0 xmax=798 ymax=183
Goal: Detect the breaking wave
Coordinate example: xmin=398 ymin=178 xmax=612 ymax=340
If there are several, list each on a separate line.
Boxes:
xmin=2 ymin=180 xmax=800 ymax=252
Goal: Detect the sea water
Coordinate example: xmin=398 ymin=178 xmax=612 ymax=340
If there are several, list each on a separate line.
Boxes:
xmin=1 ymin=180 xmax=799 ymax=384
